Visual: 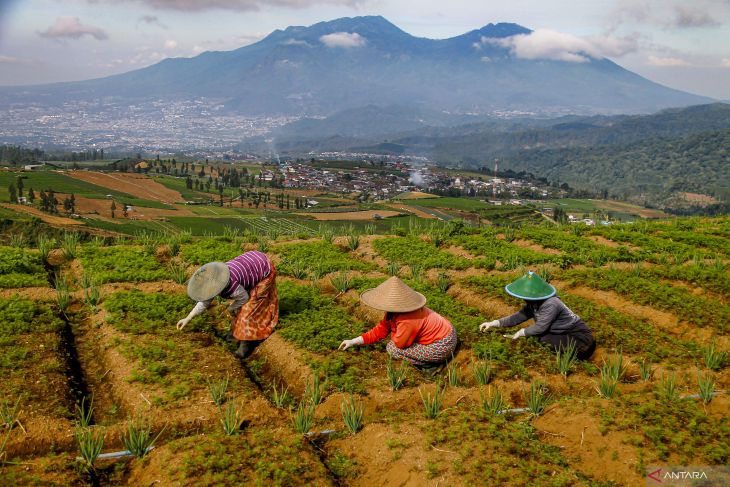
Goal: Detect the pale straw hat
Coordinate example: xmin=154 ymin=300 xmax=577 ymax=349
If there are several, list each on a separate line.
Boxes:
xmin=360 ymin=276 xmax=427 ymax=313
xmin=187 ymin=262 xmax=230 ymax=302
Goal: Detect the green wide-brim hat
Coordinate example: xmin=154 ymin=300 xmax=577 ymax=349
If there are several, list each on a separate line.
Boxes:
xmin=187 ymin=262 xmax=230 ymax=302
xmin=505 ymin=271 xmax=556 ymax=300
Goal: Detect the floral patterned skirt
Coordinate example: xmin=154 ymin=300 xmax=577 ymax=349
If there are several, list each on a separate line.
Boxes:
xmin=386 ymin=326 xmax=457 ymax=367
xmin=231 ymin=266 xmax=278 ymax=341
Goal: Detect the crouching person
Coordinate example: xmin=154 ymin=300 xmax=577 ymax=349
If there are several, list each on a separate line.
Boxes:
xmin=339 ymin=277 xmax=457 ymax=371
xmin=480 ymin=271 xmax=595 ymax=360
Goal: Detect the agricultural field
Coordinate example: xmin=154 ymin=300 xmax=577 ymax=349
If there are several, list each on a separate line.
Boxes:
xmin=0 ymin=216 xmax=728 ymax=486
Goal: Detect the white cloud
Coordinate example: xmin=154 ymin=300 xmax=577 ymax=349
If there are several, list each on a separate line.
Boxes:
xmin=722 ymin=58 xmax=730 ymax=67
xmin=164 ymin=39 xmax=178 ymax=49
xmin=192 ymin=45 xmax=206 ymax=54
xmin=647 ymin=55 xmax=690 ymax=66
xmin=282 ymin=38 xmax=311 ymax=47
xmin=319 ymin=32 xmax=366 ymax=48
xmin=0 ymin=55 xmax=21 ymax=64
xmin=84 ymin=0 xmax=364 ymax=12
xmin=38 ymin=16 xmax=109 ymax=41
xmin=481 ymin=29 xmax=638 ymax=63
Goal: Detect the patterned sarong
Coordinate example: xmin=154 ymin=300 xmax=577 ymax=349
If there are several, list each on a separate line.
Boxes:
xmin=386 ymin=326 xmax=457 ymax=367
xmin=231 ymin=265 xmax=278 ymax=341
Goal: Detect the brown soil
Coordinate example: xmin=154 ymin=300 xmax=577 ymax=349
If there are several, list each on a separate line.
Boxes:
xmin=252 ymin=333 xmax=314 ymax=397
xmin=588 ymin=235 xmax=621 ymax=248
xmin=0 ymin=203 xmax=83 ymax=226
xmin=512 ymin=239 xmax=562 ymax=255
xmin=0 ymin=286 xmax=55 ymax=300
xmin=66 ymin=171 xmax=185 ymax=204
xmin=533 ymin=403 xmax=643 ymax=486
xmin=352 ymin=235 xmax=390 ymax=268
xmin=295 ymin=210 xmax=403 ymax=221
xmin=55 ymin=193 xmax=193 ymax=220
xmin=395 ymin=191 xmax=440 ymax=200
xmin=442 ymin=245 xmax=477 ymax=259
xmin=447 ymin=283 xmax=516 ymax=318
xmin=595 ymin=200 xmax=667 ymax=219
xmin=678 ymin=192 xmax=718 ymax=205
xmin=384 ymin=203 xmax=438 ymax=219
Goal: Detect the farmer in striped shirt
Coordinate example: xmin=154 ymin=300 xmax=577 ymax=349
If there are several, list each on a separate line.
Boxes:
xmin=176 ymin=250 xmax=278 ymax=359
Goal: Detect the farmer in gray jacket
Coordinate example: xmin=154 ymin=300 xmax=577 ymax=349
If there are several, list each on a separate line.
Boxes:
xmin=480 ymin=271 xmax=596 ymax=359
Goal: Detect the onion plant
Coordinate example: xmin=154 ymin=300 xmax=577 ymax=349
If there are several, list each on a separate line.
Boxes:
xmin=364 ymin=223 xmax=376 ymax=235
xmin=341 ymin=395 xmax=364 ymax=435
xmin=166 ymin=259 xmax=186 ymax=284
xmin=75 ymin=427 xmax=104 ymax=471
xmin=292 ymin=401 xmax=315 ymax=434
xmin=220 ymin=402 xmax=244 ymax=436
xmin=480 ymin=387 xmax=506 ymax=415
xmin=257 ymin=237 xmax=269 ymax=253
xmin=697 ymin=371 xmax=715 ymax=404
xmin=37 ymin=235 xmax=56 ymax=263
xmin=410 ymin=263 xmax=423 ymax=281
xmin=76 ymin=396 xmax=94 ymax=428
xmin=386 ymin=359 xmax=407 ymax=391
xmin=471 ymin=361 xmax=492 ymax=386
xmin=288 ymin=260 xmax=308 ymax=279
xmin=525 ymin=381 xmax=549 ymax=416
xmin=208 ymin=376 xmax=229 ymax=406
xmin=122 ymin=418 xmax=163 ymax=458
xmin=55 ymin=276 xmax=71 ymax=314
xmin=270 ymin=381 xmax=291 ymax=408
xmin=446 ymin=360 xmax=461 ymax=387
xmin=419 ymin=383 xmax=445 ymax=419
xmin=603 ymin=351 xmax=628 ymax=382
xmin=503 ymin=227 xmax=516 ymax=243
xmin=596 ymin=365 xmax=618 ymax=399
xmin=305 ymin=374 xmax=325 ymax=406
xmin=83 ymin=281 xmax=101 ymax=310
xmin=639 ymin=359 xmax=653 ymax=381
xmin=346 ymin=233 xmax=360 ymax=251
xmin=9 ymin=233 xmax=25 ymax=248
xmin=702 ymin=340 xmax=727 ymax=370
xmin=330 ymin=271 xmax=352 ymax=295
xmin=436 ymin=273 xmax=450 ymax=293
xmin=658 ymin=373 xmax=679 ymax=403
xmin=387 ymin=261 xmax=400 ymax=277
xmin=0 ymin=397 xmax=21 ymax=430
xmin=61 ymin=232 xmax=80 ymax=259
xmin=319 ymin=225 xmax=335 ymax=243
xmin=556 ymin=340 xmax=578 ymax=378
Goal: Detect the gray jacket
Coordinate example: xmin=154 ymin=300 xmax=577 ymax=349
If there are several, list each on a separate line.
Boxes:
xmin=498 ymin=296 xmax=592 ymax=337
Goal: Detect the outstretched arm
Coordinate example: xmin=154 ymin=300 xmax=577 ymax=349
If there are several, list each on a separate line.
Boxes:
xmin=177 ymin=299 xmax=212 ymax=330
xmin=497 ymin=305 xmax=533 ymax=328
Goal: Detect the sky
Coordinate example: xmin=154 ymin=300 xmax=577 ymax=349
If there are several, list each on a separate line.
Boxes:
xmin=0 ymin=0 xmax=729 ymax=99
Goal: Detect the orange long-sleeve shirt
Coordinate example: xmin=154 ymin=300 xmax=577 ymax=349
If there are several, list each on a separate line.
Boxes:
xmin=360 ymin=307 xmax=453 ymax=349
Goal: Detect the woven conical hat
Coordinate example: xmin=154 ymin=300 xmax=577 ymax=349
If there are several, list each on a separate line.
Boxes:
xmin=505 ymin=271 xmax=556 ymax=300
xmin=187 ymin=262 xmax=230 ymax=302
xmin=360 ymin=276 xmax=427 ymax=313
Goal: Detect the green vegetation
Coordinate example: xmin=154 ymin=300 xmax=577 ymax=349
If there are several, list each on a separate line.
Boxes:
xmin=75 ymin=427 xmax=104 ymax=471
xmin=0 ymin=296 xmax=63 ymax=335
xmin=419 ymin=383 xmax=445 ymax=419
xmin=179 ymin=238 xmax=242 ymax=265
xmin=697 ymin=372 xmax=715 ymax=404
xmin=386 ymin=360 xmax=407 ymax=391
xmin=219 ymin=402 xmax=244 ymax=436
xmin=104 ymin=291 xmax=210 ymax=335
xmin=0 ymin=247 xmax=47 ymax=288
xmin=292 ymin=402 xmax=315 ymax=434
xmin=479 ymin=387 xmax=506 ymax=415
xmin=208 ymin=377 xmax=229 ymax=406
xmin=275 ymin=241 xmax=373 ymax=275
xmin=340 ymin=395 xmax=364 ymax=434
xmin=79 ymin=246 xmax=168 ymax=283
xmin=374 ymin=236 xmax=472 ymax=269
xmin=122 ymin=418 xmax=162 ymax=458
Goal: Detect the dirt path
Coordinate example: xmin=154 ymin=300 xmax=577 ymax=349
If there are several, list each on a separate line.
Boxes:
xmin=67 ymin=171 xmax=185 ymax=204
xmin=511 ymin=238 xmax=561 ymax=254
xmin=295 ymin=210 xmax=403 ymax=221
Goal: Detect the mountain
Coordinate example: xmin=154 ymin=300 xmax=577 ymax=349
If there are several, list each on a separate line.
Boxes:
xmin=0 ymin=16 xmax=712 ymax=116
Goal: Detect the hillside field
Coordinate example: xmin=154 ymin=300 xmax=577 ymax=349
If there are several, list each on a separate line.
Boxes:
xmin=0 ymin=215 xmax=727 ymax=485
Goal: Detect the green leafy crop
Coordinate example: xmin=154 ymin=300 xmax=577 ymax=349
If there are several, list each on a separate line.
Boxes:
xmin=0 ymin=296 xmax=64 ymax=336
xmin=80 ymin=246 xmax=168 ymax=283
xmin=0 ymin=246 xmax=47 ymax=288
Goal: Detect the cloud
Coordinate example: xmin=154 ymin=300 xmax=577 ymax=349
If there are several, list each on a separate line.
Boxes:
xmin=319 ymin=32 xmax=366 ymax=48
xmin=647 ymin=55 xmax=691 ymax=66
xmin=282 ymin=38 xmax=311 ymax=47
xmin=720 ymin=58 xmax=730 ymax=67
xmin=84 ymin=0 xmax=363 ymax=12
xmin=192 ymin=45 xmax=206 ymax=54
xmin=672 ymin=4 xmax=721 ymax=27
xmin=0 ymin=55 xmax=21 ymax=64
xmin=164 ymin=39 xmax=178 ymax=49
xmin=38 ymin=16 xmax=108 ymax=41
xmin=607 ymin=0 xmax=727 ymax=31
xmin=481 ymin=29 xmax=638 ymax=63
xmin=138 ymin=15 xmax=167 ymax=28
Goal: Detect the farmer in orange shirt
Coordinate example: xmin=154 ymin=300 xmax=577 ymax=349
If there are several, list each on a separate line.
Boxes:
xmin=339 ymin=277 xmax=457 ymax=369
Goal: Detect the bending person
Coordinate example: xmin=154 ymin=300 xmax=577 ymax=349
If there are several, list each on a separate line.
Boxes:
xmin=339 ymin=276 xmax=457 ymax=370
xmin=177 ymin=250 xmax=278 ymax=359
xmin=480 ymin=271 xmax=595 ymax=359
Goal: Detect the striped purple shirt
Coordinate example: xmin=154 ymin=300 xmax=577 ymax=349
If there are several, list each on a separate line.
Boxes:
xmin=221 ymin=251 xmax=271 ymax=298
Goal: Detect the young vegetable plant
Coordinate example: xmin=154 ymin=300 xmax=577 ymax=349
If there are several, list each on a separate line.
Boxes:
xmin=472 ymin=361 xmax=492 ymax=386
xmin=341 ymin=395 xmax=364 ymax=435
xmin=556 ymin=340 xmax=578 ymax=378
xmin=657 ymin=374 xmax=679 ymax=403
xmin=702 ymin=340 xmax=727 ymax=370
xmin=0 ymin=397 xmax=22 ymax=430
xmin=75 ymin=396 xmax=94 ymax=428
xmin=330 ymin=271 xmax=352 ymax=295
xmin=697 ymin=371 xmax=715 ymax=404
xmin=83 ymin=281 xmax=101 ymax=310
xmin=36 ymin=236 xmax=56 ymax=264
xmin=346 ymin=233 xmax=360 ymax=251
xmin=447 ymin=359 xmax=461 ymax=387
xmin=410 ymin=263 xmax=423 ymax=281
xmin=525 ymin=381 xmax=550 ymax=416
xmin=419 ymin=382 xmax=445 ymax=419
xmin=639 ymin=359 xmax=653 ymax=381
xmin=220 ymin=402 xmax=244 ymax=436
xmin=270 ymin=381 xmax=291 ymax=408
xmin=169 ymin=260 xmax=188 ymax=284
xmin=386 ymin=360 xmax=407 ymax=391
xmin=61 ymin=232 xmax=80 ymax=260
xmin=75 ymin=427 xmax=104 ymax=471
xmin=603 ymin=351 xmax=628 ymax=382
xmin=480 ymin=387 xmax=506 ymax=415
xmin=305 ymin=374 xmax=326 ymax=406
xmin=292 ymin=401 xmax=315 ymax=434
xmin=208 ymin=376 xmax=229 ymax=406
xmin=436 ymin=273 xmax=450 ymax=293
xmin=387 ymin=261 xmax=400 ymax=277
xmin=54 ymin=275 xmax=71 ymax=314
xmin=122 ymin=418 xmax=164 ymax=458
xmin=596 ymin=365 xmax=618 ymax=399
